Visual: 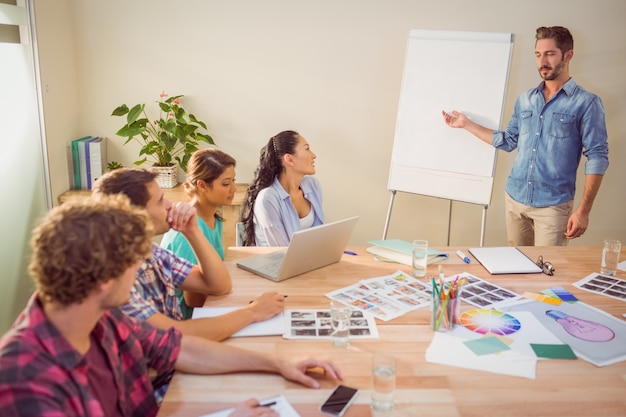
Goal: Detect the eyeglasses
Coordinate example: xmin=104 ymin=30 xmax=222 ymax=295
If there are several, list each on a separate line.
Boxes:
xmin=536 ymin=255 xmax=555 ymax=276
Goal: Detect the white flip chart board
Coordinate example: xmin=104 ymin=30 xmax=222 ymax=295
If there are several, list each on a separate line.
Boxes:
xmin=388 ymin=29 xmax=514 ymax=206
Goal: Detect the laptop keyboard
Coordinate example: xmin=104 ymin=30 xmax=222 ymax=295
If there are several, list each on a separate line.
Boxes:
xmin=266 ymin=252 xmax=286 ymax=261
xmin=259 ymin=252 xmax=286 ymax=277
xmin=263 ymin=261 xmax=283 ymax=277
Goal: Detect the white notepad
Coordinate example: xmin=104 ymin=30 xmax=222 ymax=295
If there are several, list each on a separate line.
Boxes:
xmin=469 ymin=247 xmax=542 ymax=274
xmin=192 ymin=306 xmax=285 ymax=337
xmin=199 ymin=394 xmax=300 ymax=417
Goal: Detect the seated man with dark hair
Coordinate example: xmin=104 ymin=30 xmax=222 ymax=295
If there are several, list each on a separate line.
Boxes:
xmin=92 ymin=168 xmax=285 ymax=342
xmin=0 ymin=195 xmax=341 ymax=417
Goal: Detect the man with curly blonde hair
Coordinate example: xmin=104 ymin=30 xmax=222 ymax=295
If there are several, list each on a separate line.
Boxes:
xmin=0 ymin=196 xmax=341 ymax=417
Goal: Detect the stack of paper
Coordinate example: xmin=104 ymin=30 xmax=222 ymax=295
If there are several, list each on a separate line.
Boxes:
xmin=366 ymin=239 xmax=448 ymax=266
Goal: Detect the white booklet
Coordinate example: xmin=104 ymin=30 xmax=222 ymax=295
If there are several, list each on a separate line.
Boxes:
xmin=444 ymin=272 xmax=521 ymax=308
xmin=326 ymin=270 xmax=432 ymax=321
xmin=199 ymin=394 xmax=300 ymax=417
xmin=192 ymin=306 xmax=285 ymax=337
xmin=283 ymin=309 xmax=379 ymax=339
xmin=572 ymin=272 xmax=626 ymax=302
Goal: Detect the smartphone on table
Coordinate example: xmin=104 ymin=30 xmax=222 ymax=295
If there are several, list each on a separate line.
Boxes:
xmin=319 ymin=385 xmax=359 ymax=417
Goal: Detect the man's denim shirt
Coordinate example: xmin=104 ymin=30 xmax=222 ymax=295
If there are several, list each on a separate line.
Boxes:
xmin=492 ymin=78 xmax=609 ymax=207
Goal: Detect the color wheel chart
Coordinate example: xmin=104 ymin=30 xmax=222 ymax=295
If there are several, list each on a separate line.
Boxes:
xmin=460 ymin=309 xmax=522 ymax=335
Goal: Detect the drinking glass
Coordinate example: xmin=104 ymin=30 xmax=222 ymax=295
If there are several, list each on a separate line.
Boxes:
xmin=412 ymin=239 xmax=428 ymax=278
xmin=371 ymin=353 xmax=396 ymax=411
xmin=601 ymin=239 xmax=621 ymax=276
xmin=330 ymin=300 xmax=350 ymax=347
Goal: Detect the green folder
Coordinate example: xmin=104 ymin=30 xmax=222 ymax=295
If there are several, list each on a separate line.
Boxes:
xmin=367 ymin=239 xmax=448 ymax=265
xmin=70 ymin=136 xmax=92 ymax=189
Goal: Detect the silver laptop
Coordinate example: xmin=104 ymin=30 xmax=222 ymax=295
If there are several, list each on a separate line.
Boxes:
xmin=236 ymin=216 xmax=359 ymax=282
xmin=469 ymin=246 xmax=542 ymax=274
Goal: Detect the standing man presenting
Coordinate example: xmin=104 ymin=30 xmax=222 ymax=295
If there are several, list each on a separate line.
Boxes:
xmin=443 ymin=26 xmax=609 ymax=246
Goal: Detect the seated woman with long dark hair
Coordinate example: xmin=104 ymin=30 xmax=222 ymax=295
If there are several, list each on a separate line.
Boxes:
xmin=240 ymin=130 xmax=324 ymax=246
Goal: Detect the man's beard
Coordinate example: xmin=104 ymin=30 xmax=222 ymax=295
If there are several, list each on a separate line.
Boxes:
xmin=539 ymin=59 xmax=566 ymax=81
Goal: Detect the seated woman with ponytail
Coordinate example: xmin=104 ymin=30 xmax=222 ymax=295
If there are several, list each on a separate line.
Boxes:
xmin=240 ymin=130 xmax=324 ymax=246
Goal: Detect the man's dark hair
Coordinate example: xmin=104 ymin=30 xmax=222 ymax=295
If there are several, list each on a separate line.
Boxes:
xmin=92 ymin=168 xmax=158 ymax=207
xmin=536 ymin=26 xmax=573 ymax=55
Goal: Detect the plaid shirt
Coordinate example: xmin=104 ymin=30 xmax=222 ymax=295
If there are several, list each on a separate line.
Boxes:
xmin=0 ymin=293 xmax=182 ymax=417
xmin=120 ymin=243 xmax=193 ymax=321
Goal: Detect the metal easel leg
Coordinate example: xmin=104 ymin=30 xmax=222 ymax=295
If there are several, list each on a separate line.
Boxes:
xmin=447 ymin=200 xmax=452 ymax=246
xmin=480 ymin=205 xmax=487 ymax=247
xmin=382 ymin=190 xmax=397 ymax=239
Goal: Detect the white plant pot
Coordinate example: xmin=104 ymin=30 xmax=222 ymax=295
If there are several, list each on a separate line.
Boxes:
xmin=151 ymin=165 xmax=178 ymax=188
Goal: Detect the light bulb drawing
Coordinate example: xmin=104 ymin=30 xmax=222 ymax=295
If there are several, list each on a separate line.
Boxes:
xmin=546 ymin=310 xmax=614 ymax=342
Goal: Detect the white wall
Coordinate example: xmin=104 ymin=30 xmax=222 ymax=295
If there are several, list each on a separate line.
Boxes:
xmin=34 ymin=0 xmax=79 ymax=204
xmin=38 ymin=0 xmax=626 ymax=248
xmin=0 ymin=1 xmax=49 ymax=332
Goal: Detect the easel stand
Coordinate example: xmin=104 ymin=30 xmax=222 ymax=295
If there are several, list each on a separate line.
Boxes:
xmin=382 ymin=190 xmax=487 ymax=247
xmin=382 ymin=30 xmax=512 ymax=246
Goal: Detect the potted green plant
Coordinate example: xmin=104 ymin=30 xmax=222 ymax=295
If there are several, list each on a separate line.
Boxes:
xmin=107 ymin=161 xmax=124 ymax=171
xmin=112 ymin=92 xmax=214 ymax=187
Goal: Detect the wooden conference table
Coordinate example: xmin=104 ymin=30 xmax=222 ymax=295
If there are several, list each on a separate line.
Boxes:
xmin=158 ymin=246 xmax=626 ymax=417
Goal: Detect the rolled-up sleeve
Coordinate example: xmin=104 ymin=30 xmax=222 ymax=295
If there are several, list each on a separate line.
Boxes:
xmin=581 ymin=96 xmax=609 ymax=175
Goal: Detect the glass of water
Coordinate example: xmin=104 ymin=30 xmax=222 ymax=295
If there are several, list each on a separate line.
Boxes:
xmin=330 ymin=300 xmax=350 ymax=347
xmin=601 ymin=239 xmax=621 ymax=276
xmin=371 ymin=353 xmax=396 ymax=411
xmin=412 ymin=239 xmax=428 ymax=278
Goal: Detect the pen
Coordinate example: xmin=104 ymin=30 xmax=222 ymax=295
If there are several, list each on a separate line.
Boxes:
xmin=259 ymin=401 xmax=276 ymax=407
xmin=456 ymin=250 xmax=471 ymax=264
xmin=344 ymin=250 xmax=357 ymax=256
